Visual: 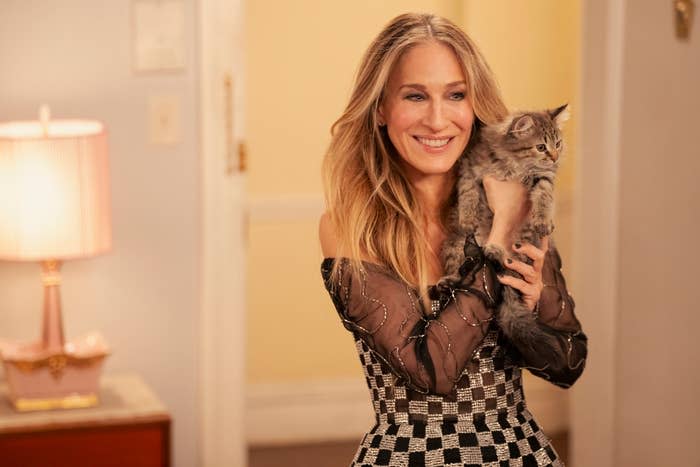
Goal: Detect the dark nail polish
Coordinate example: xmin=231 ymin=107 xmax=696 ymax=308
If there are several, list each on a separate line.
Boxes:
xmin=507 ymin=258 xmax=513 ymax=264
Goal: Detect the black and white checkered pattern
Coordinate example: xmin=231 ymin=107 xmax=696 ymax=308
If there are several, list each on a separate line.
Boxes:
xmin=350 ymin=323 xmax=563 ymax=466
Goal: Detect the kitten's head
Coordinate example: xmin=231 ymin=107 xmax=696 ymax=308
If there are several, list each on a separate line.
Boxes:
xmin=490 ymin=104 xmax=570 ymax=163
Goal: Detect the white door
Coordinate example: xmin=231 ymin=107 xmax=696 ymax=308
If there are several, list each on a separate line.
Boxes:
xmin=575 ymin=1 xmax=699 ymax=466
xmin=198 ymin=0 xmax=247 ymax=465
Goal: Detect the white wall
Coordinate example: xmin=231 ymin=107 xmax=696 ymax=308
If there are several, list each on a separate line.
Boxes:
xmin=574 ymin=0 xmax=700 ymax=465
xmin=0 ymin=2 xmax=201 ymax=466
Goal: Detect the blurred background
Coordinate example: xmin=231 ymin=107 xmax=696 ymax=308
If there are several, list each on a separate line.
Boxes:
xmin=0 ymin=0 xmax=697 ymax=466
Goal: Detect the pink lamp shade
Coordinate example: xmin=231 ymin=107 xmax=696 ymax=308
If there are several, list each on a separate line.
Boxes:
xmin=0 ymin=114 xmax=112 ymax=411
xmin=0 ymin=119 xmax=112 ymax=261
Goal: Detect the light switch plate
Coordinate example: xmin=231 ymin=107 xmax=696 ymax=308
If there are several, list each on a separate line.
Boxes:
xmin=148 ymin=95 xmax=181 ymax=145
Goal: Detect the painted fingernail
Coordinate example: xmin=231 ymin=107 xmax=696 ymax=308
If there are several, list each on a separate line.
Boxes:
xmin=514 ymin=243 xmax=522 ymax=249
xmin=507 ymin=258 xmax=513 ymax=264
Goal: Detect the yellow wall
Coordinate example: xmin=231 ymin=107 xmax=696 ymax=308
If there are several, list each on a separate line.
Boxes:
xmin=245 ymin=1 xmax=458 ymax=383
xmin=245 ymin=1 xmax=581 ymax=383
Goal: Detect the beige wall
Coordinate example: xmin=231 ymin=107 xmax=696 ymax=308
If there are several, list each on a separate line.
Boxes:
xmin=0 ymin=3 xmax=201 ymax=466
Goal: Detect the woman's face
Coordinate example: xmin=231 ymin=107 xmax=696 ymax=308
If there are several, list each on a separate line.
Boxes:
xmin=379 ymin=40 xmax=475 ymax=183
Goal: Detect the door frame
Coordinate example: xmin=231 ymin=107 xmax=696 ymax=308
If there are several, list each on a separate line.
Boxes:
xmin=198 ymin=0 xmax=247 ymax=465
xmin=571 ymin=0 xmax=625 ymax=465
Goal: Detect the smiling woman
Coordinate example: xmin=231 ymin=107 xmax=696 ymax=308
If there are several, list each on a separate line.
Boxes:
xmin=378 ymin=41 xmax=475 ymax=182
xmin=319 ymin=12 xmax=586 ymax=466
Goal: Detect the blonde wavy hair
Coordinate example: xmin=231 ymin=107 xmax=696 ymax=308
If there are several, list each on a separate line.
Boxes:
xmin=322 ymin=13 xmax=508 ymax=301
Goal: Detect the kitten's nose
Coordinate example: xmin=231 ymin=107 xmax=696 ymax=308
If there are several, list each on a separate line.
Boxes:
xmin=550 ymin=150 xmax=559 ymax=162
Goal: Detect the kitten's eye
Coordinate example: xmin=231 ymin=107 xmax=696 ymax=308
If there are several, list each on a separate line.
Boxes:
xmin=405 ymin=94 xmax=425 ymax=102
xmin=449 ymin=92 xmax=465 ymax=101
xmin=536 ymin=144 xmax=547 ymax=152
xmin=556 ymin=140 xmax=562 ymax=148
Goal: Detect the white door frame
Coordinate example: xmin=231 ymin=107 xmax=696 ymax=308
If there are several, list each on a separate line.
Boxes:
xmin=198 ymin=0 xmax=246 ymax=465
xmin=571 ymin=0 xmax=625 ymax=466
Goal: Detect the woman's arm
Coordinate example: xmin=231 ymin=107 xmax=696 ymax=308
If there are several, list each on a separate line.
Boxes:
xmin=320 ymin=214 xmax=500 ymax=396
xmin=479 ymin=178 xmax=587 ymax=387
xmin=517 ymin=244 xmax=587 ymax=387
xmin=495 ymin=238 xmax=587 ymax=387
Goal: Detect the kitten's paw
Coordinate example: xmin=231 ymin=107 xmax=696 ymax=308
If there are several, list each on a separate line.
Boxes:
xmin=483 ymin=243 xmax=506 ymax=265
xmin=437 ymin=273 xmax=462 ymax=289
xmin=533 ymin=222 xmax=555 ymax=237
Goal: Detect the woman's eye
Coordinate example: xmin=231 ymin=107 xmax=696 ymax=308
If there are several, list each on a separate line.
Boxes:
xmin=536 ymin=144 xmax=547 ymax=152
xmin=405 ymin=94 xmax=425 ymax=102
xmin=449 ymin=92 xmax=465 ymax=101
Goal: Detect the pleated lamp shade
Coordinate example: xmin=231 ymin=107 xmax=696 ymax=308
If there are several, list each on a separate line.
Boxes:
xmin=0 ymin=119 xmax=112 ymax=261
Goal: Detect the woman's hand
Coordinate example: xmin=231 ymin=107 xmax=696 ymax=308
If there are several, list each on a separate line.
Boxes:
xmin=483 ymin=175 xmax=531 ymax=250
xmin=497 ymin=237 xmax=549 ymax=311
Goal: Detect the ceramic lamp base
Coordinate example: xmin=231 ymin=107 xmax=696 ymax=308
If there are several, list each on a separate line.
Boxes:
xmin=0 ymin=332 xmax=109 ymax=412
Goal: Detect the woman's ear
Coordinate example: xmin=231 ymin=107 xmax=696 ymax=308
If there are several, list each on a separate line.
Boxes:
xmin=377 ymin=104 xmax=386 ymax=127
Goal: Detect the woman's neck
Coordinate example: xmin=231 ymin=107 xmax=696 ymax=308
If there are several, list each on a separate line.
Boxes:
xmin=409 ymin=172 xmax=455 ymax=225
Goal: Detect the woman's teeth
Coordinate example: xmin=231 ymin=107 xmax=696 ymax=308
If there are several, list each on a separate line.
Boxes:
xmin=416 ymin=137 xmax=451 ymax=148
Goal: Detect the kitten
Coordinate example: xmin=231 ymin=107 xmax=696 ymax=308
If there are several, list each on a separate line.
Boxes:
xmin=440 ymin=104 xmax=570 ymax=369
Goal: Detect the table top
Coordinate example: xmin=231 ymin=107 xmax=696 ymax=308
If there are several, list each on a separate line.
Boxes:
xmin=0 ymin=373 xmax=170 ymax=434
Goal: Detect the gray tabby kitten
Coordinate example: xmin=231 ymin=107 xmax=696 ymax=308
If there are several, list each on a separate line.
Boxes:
xmin=440 ymin=104 xmax=569 ymax=369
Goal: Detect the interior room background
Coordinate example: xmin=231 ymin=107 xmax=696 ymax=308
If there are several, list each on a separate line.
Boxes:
xmin=0 ymin=0 xmax=697 ymax=466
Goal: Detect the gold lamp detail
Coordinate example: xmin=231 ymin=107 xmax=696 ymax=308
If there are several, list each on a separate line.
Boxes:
xmin=0 ymin=106 xmax=112 ymax=411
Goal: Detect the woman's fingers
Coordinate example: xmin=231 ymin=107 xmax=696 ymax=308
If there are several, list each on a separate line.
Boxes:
xmin=504 ymin=257 xmax=537 ymax=282
xmin=496 ymin=273 xmax=530 ymax=292
xmin=512 ymin=237 xmax=549 ymax=273
xmin=499 ymin=237 xmax=550 ymax=312
xmin=496 ymin=273 xmax=538 ymax=311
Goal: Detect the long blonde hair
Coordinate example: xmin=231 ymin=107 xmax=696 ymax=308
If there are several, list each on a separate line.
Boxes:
xmin=322 ymin=13 xmax=508 ymax=302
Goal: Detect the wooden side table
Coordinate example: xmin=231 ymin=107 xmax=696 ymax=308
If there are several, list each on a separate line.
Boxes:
xmin=0 ymin=373 xmax=171 ymax=467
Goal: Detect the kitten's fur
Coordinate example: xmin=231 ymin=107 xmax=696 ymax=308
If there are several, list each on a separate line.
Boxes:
xmin=441 ymin=104 xmax=570 ymax=370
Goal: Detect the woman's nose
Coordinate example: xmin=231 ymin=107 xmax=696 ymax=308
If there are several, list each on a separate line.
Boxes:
xmin=423 ymin=100 xmax=449 ymax=131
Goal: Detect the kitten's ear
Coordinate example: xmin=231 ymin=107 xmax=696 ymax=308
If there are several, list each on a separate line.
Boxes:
xmin=508 ymin=114 xmax=535 ymax=135
xmin=549 ymin=103 xmax=570 ymax=129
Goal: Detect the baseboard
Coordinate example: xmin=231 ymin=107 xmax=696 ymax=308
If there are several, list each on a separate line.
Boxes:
xmin=246 ymin=374 xmax=568 ymax=446
xmin=246 ymin=378 xmax=374 ymax=446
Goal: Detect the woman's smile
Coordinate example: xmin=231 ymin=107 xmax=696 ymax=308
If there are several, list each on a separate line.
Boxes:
xmin=413 ymin=135 xmax=454 ymax=152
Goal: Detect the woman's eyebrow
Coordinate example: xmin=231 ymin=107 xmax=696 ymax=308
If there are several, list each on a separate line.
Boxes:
xmin=398 ymin=80 xmax=467 ymax=91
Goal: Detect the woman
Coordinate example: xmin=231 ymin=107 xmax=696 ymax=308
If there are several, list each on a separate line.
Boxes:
xmin=320 ymin=13 xmax=587 ymax=467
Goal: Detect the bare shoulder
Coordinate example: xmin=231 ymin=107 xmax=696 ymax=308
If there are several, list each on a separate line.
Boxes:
xmin=319 ymin=211 xmax=338 ymax=258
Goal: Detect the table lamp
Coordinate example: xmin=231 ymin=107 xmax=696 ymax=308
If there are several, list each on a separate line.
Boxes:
xmin=0 ymin=107 xmax=111 ymax=411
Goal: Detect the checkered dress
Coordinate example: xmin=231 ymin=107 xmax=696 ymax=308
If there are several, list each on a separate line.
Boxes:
xmin=349 ymin=324 xmax=563 ymax=466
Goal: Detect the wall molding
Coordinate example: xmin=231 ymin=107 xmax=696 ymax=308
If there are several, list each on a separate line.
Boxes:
xmin=246 ymin=374 xmax=567 ymax=447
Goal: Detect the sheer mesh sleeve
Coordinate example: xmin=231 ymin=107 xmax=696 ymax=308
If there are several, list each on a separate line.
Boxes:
xmin=321 ymin=254 xmax=501 ymax=396
xmin=515 ymin=243 xmax=588 ymax=388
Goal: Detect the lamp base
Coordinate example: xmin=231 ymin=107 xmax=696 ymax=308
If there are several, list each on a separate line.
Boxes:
xmin=0 ymin=332 xmax=109 ymax=412
xmin=13 ymin=392 xmax=99 ymax=412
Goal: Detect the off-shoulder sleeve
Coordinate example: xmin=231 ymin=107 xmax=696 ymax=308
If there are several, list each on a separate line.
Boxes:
xmin=508 ymin=244 xmax=588 ymax=388
xmin=321 ymin=256 xmax=500 ymax=396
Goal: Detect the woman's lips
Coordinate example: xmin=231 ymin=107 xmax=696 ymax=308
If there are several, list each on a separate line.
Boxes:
xmin=414 ymin=136 xmax=454 ymax=152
